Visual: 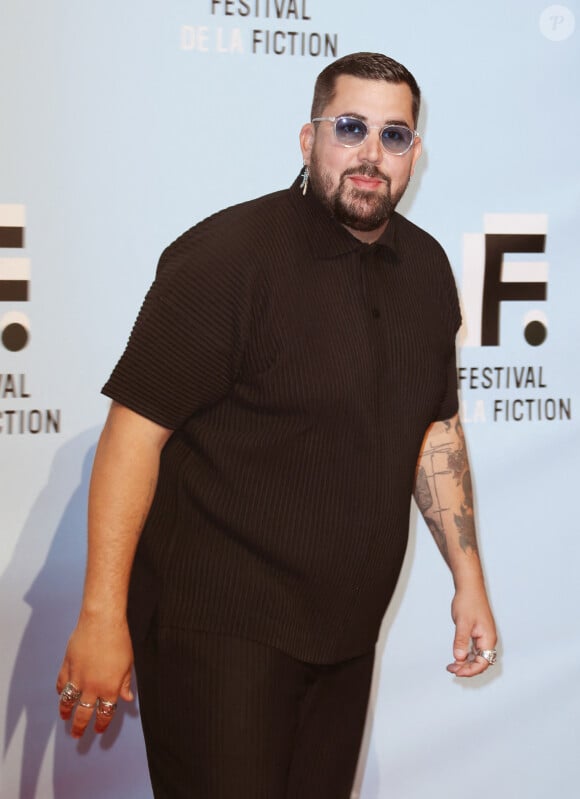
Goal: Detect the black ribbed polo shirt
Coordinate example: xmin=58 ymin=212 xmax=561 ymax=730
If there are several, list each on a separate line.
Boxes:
xmin=103 ymin=176 xmax=461 ymax=664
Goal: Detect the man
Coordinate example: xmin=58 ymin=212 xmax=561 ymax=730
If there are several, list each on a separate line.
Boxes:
xmin=57 ymin=52 xmax=497 ymax=798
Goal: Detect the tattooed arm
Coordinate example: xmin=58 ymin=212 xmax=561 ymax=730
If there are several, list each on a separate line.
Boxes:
xmin=414 ymin=412 xmax=497 ymax=677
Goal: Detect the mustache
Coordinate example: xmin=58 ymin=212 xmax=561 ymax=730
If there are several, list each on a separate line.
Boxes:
xmin=341 ymin=165 xmax=390 ymax=183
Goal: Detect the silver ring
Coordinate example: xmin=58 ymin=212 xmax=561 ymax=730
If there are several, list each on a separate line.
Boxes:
xmin=60 ymin=682 xmax=82 ymax=705
xmin=78 ymin=700 xmax=97 ymax=709
xmin=96 ymin=698 xmax=118 ymax=718
xmin=475 ymin=648 xmax=497 ymax=665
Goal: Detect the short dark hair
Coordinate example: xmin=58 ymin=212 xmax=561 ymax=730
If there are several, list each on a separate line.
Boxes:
xmin=311 ymin=52 xmax=421 ymax=127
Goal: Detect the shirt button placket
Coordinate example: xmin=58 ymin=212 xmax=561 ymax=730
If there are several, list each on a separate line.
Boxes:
xmin=364 ymin=246 xmax=383 ymax=322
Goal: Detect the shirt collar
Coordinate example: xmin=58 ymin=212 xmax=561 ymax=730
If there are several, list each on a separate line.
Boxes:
xmin=288 ymin=173 xmax=399 ymax=261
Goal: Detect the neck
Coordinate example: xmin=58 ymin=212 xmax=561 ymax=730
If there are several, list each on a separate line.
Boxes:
xmin=342 ymin=220 xmax=389 ymax=244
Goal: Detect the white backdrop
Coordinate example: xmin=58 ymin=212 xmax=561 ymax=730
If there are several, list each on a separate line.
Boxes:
xmin=1 ymin=1 xmax=579 ymax=797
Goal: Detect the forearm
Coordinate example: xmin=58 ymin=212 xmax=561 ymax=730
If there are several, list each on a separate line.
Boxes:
xmin=414 ymin=413 xmax=497 ymax=674
xmin=57 ymin=403 xmax=173 ymax=735
xmin=413 ymin=413 xmax=485 ymax=590
xmin=80 ymin=402 xmax=172 ymax=622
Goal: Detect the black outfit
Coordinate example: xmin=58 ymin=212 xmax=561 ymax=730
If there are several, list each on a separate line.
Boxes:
xmin=135 ymin=629 xmax=375 ymax=799
xmin=103 ymin=176 xmax=461 ymax=797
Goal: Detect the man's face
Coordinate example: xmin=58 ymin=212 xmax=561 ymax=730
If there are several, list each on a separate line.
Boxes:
xmin=300 ymin=75 xmax=422 ymax=243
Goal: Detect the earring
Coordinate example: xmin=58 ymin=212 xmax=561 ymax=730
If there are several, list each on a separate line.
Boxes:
xmin=300 ymin=165 xmax=309 ymax=196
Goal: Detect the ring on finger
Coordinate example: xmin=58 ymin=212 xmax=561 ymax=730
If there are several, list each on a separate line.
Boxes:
xmin=475 ymin=648 xmax=497 ymax=665
xmin=78 ymin=699 xmax=97 ymax=709
xmin=60 ymin=682 xmax=82 ymax=705
xmin=96 ymin=698 xmax=118 ymax=718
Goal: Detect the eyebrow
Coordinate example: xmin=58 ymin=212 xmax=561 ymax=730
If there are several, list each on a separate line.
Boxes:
xmin=338 ymin=112 xmax=412 ymax=128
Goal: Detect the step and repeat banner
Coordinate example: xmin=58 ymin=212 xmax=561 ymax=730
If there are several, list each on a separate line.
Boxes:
xmin=1 ymin=2 xmax=578 ymax=797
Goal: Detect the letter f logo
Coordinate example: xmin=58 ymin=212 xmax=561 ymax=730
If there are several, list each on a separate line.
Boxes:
xmin=460 ymin=214 xmax=548 ymax=347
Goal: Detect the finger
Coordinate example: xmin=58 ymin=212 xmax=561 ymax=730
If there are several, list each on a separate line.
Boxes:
xmin=94 ymin=697 xmax=119 ymax=734
xmin=58 ymin=679 xmax=82 ymax=721
xmin=453 ymin=621 xmax=472 ymax=663
xmin=59 ymin=701 xmax=75 ymax=721
xmin=447 ymin=655 xmax=489 ymax=678
xmin=71 ymin=695 xmax=99 ymax=739
xmin=472 ymin=631 xmax=498 ymax=654
xmin=118 ymin=670 xmax=134 ymax=703
xmin=447 ymin=644 xmax=498 ymax=677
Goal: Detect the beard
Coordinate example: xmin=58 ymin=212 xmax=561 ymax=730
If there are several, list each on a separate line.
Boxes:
xmin=308 ymin=157 xmax=409 ymax=232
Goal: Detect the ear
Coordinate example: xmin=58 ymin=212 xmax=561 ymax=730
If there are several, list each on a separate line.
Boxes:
xmin=409 ymin=135 xmax=422 ymax=176
xmin=299 ymin=123 xmax=315 ymax=165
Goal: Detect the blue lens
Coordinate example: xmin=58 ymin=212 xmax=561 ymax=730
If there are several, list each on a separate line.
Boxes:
xmin=380 ymin=125 xmax=414 ymax=154
xmin=334 ymin=117 xmax=368 ymax=146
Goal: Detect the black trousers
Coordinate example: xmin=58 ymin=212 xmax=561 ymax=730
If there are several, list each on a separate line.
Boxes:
xmin=133 ymin=625 xmax=375 ymax=799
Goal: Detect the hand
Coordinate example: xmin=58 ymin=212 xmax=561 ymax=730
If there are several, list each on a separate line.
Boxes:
xmin=446 ymin=584 xmax=497 ymax=677
xmin=56 ymin=613 xmax=134 ymax=738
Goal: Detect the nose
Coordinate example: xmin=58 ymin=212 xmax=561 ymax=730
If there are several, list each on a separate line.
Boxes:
xmin=358 ymin=129 xmax=383 ymax=164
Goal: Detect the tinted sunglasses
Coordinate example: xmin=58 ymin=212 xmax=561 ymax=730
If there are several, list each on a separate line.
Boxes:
xmin=311 ymin=116 xmax=418 ymax=155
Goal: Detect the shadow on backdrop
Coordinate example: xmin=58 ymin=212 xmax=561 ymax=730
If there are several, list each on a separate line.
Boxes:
xmin=2 ymin=428 xmax=152 ymax=799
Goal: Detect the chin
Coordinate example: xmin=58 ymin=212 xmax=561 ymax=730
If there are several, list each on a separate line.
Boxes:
xmin=335 ymin=197 xmax=394 ymax=232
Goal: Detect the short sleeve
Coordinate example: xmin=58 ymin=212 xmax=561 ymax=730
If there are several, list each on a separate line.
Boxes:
xmin=434 ymin=253 xmax=461 ymax=422
xmin=102 ymin=224 xmax=255 ymax=429
xmin=434 ymin=343 xmax=459 ymax=421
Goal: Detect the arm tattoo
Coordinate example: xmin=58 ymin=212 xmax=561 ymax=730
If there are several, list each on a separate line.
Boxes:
xmin=414 ymin=466 xmax=433 ymax=512
xmin=414 ymin=466 xmax=450 ymax=565
xmin=414 ymin=417 xmax=478 ymax=559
